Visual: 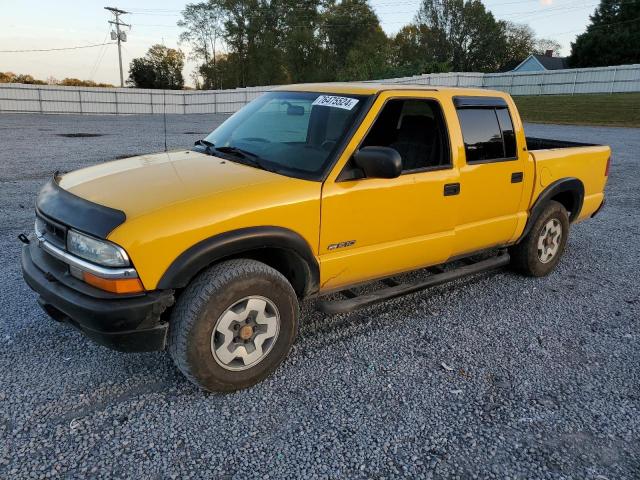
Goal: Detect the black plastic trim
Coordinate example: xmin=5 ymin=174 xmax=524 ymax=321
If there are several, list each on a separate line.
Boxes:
xmin=36 ymin=176 xmax=126 ymax=239
xmin=453 ymin=96 xmax=508 ymax=109
xmin=444 ymin=183 xmax=460 ymax=196
xmin=22 ymin=245 xmax=174 ymax=352
xmin=518 ymin=177 xmax=585 ymax=242
xmin=353 ymin=146 xmax=402 ymax=178
xmin=317 ymin=252 xmax=510 ymax=314
xmin=526 ymin=136 xmax=599 ymax=150
xmin=157 ymin=226 xmax=320 ymax=295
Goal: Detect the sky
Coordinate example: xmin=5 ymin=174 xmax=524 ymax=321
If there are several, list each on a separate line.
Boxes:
xmin=0 ymin=0 xmax=599 ymax=87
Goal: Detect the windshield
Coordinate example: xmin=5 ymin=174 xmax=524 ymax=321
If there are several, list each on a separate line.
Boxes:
xmin=198 ymin=91 xmax=371 ymax=181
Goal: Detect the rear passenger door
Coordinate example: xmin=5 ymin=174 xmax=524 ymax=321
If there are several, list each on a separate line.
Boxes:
xmin=452 ymin=96 xmax=526 ymax=255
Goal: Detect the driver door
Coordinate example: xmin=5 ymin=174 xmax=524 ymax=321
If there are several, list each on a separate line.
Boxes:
xmin=319 ymin=93 xmax=460 ymax=292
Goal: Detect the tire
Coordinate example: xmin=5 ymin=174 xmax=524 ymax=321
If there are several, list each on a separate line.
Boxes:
xmin=509 ymin=200 xmax=569 ymax=277
xmin=168 ymin=259 xmax=299 ymax=392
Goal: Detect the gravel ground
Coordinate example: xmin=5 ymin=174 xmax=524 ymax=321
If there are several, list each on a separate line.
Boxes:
xmin=0 ymin=113 xmax=638 ymax=479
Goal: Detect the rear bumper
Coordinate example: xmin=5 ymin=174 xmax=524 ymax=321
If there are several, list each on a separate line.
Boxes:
xmin=22 ymin=243 xmax=174 ymax=352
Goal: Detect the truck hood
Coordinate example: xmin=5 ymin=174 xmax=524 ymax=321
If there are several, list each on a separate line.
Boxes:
xmin=58 ymin=150 xmax=287 ymax=220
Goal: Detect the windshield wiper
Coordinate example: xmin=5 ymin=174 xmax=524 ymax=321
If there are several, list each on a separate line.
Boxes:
xmin=214 ymin=146 xmax=277 ymax=173
xmin=194 ymin=139 xmax=215 ymax=154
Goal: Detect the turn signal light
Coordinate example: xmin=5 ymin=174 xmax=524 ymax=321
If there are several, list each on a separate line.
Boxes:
xmin=82 ymin=272 xmax=145 ymax=294
xmin=605 ymin=156 xmax=611 ymax=177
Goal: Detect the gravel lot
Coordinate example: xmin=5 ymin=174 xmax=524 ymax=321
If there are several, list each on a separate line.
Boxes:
xmin=0 ymin=113 xmax=638 ymax=479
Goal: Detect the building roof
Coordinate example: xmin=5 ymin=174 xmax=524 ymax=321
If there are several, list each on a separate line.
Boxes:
xmin=533 ymin=54 xmax=569 ymax=70
xmin=513 ymin=54 xmax=569 ymax=71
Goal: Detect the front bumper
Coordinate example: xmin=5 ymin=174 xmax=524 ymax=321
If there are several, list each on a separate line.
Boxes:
xmin=22 ymin=243 xmax=174 ymax=352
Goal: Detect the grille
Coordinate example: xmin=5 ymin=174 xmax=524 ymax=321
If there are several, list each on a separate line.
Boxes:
xmin=36 ymin=213 xmax=67 ymax=249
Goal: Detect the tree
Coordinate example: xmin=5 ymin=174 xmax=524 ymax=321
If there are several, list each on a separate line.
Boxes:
xmin=321 ymin=0 xmax=391 ymax=81
xmin=534 ymin=38 xmax=562 ymax=56
xmin=178 ymin=1 xmax=224 ymax=88
xmin=499 ymin=22 xmax=537 ymax=71
xmin=127 ymin=45 xmax=185 ymax=89
xmin=280 ymin=0 xmax=324 ymax=83
xmin=416 ymin=0 xmax=507 ymax=72
xmin=0 ymin=72 xmax=17 ymax=83
xmin=59 ymin=78 xmax=113 ymax=87
xmin=389 ymin=25 xmax=431 ymax=77
xmin=1 ymin=72 xmax=112 ymax=87
xmin=1 ymin=73 xmax=47 ymax=85
xmin=570 ymin=0 xmax=640 ymax=67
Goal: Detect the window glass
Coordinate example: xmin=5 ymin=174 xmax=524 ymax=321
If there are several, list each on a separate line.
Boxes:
xmin=496 ymin=108 xmax=516 ymax=158
xmin=360 ymin=99 xmax=450 ymax=172
xmin=232 ymin=99 xmax=311 ymax=143
xmin=456 ymin=109 xmax=505 ymax=162
xmin=325 ymin=107 xmax=354 ymax=141
xmin=202 ymin=91 xmax=369 ymax=181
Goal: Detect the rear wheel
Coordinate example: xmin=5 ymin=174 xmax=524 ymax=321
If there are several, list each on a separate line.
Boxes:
xmin=168 ymin=259 xmax=299 ymax=392
xmin=510 ymin=200 xmax=569 ymax=277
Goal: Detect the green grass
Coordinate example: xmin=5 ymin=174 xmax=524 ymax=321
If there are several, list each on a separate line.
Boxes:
xmin=512 ymin=93 xmax=640 ymax=128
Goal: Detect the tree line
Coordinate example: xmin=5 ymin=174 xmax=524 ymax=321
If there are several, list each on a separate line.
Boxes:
xmin=2 ymin=0 xmax=636 ymax=90
xmin=0 ymin=72 xmax=114 ymax=87
xmin=169 ymin=0 xmax=563 ymax=90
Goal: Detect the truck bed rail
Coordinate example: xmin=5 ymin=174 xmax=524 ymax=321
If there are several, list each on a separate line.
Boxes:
xmin=526 ymin=137 xmax=600 ymax=151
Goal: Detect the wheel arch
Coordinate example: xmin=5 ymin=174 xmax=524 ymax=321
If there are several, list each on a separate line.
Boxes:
xmin=518 ymin=177 xmax=584 ymax=242
xmin=157 ymin=227 xmax=320 ymax=298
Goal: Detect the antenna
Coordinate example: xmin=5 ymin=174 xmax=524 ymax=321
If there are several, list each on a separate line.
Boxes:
xmin=163 ymin=89 xmax=168 ymax=152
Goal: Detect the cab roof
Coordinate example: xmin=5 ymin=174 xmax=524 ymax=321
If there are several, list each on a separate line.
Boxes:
xmin=273 ymin=82 xmax=506 ymax=98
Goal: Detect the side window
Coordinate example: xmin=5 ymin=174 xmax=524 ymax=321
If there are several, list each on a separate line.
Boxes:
xmin=361 ymin=99 xmax=451 ymax=172
xmin=496 ymin=108 xmax=516 ymax=158
xmin=456 ymin=105 xmax=517 ymax=162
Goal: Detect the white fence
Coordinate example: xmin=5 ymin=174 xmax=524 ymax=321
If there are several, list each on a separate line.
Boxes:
xmin=379 ymin=64 xmax=640 ymax=96
xmin=0 ymin=84 xmax=272 ymax=115
xmin=1 ymin=64 xmax=638 ymax=115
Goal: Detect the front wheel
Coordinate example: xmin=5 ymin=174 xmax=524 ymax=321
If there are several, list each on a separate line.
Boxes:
xmin=509 ymin=200 xmax=569 ymax=277
xmin=168 ymin=259 xmax=299 ymax=392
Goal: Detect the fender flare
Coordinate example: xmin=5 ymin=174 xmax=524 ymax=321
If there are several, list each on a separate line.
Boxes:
xmin=157 ymin=226 xmax=320 ymax=295
xmin=518 ymin=177 xmax=584 ymax=242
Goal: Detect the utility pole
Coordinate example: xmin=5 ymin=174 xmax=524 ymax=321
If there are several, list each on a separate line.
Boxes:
xmin=104 ymin=7 xmax=130 ymax=87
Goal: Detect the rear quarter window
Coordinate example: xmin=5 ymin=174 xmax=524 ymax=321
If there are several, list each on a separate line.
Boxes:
xmin=456 ymin=109 xmax=505 ymax=162
xmin=455 ymin=101 xmax=518 ymax=163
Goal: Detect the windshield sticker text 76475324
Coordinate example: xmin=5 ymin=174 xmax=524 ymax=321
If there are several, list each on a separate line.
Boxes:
xmin=312 ymin=95 xmax=359 ymax=110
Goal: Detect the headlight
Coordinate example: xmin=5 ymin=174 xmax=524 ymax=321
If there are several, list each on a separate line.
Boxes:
xmin=66 ymin=230 xmax=129 ymax=267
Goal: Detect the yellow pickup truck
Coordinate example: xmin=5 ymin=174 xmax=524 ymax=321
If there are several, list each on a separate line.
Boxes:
xmin=21 ymin=83 xmax=610 ymax=391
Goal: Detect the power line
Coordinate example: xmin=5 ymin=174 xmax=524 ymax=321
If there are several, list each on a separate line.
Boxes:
xmin=0 ymin=42 xmax=115 ymax=53
xmin=88 ymin=29 xmax=111 ymax=80
xmin=548 ymin=16 xmax=640 ymax=36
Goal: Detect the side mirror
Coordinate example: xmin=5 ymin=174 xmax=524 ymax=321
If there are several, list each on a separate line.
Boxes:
xmin=353 ymin=146 xmax=402 ymax=179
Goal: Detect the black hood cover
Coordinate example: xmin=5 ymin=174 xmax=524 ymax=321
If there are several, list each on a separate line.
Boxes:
xmin=36 ymin=175 xmax=126 ymax=239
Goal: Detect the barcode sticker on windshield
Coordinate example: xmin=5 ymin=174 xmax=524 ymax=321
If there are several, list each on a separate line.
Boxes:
xmin=312 ymin=95 xmax=359 ymax=110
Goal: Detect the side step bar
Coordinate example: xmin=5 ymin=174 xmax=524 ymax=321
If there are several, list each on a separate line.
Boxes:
xmin=316 ymin=252 xmax=510 ymax=314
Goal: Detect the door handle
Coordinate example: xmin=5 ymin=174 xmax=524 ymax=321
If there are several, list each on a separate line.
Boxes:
xmin=511 ymin=172 xmax=523 ymax=183
xmin=443 ymin=183 xmax=460 ymax=196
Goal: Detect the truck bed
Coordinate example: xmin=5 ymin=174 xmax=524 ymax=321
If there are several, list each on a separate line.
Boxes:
xmin=526 ymin=137 xmax=600 ymax=151
xmin=527 ymin=139 xmax=610 ymax=223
